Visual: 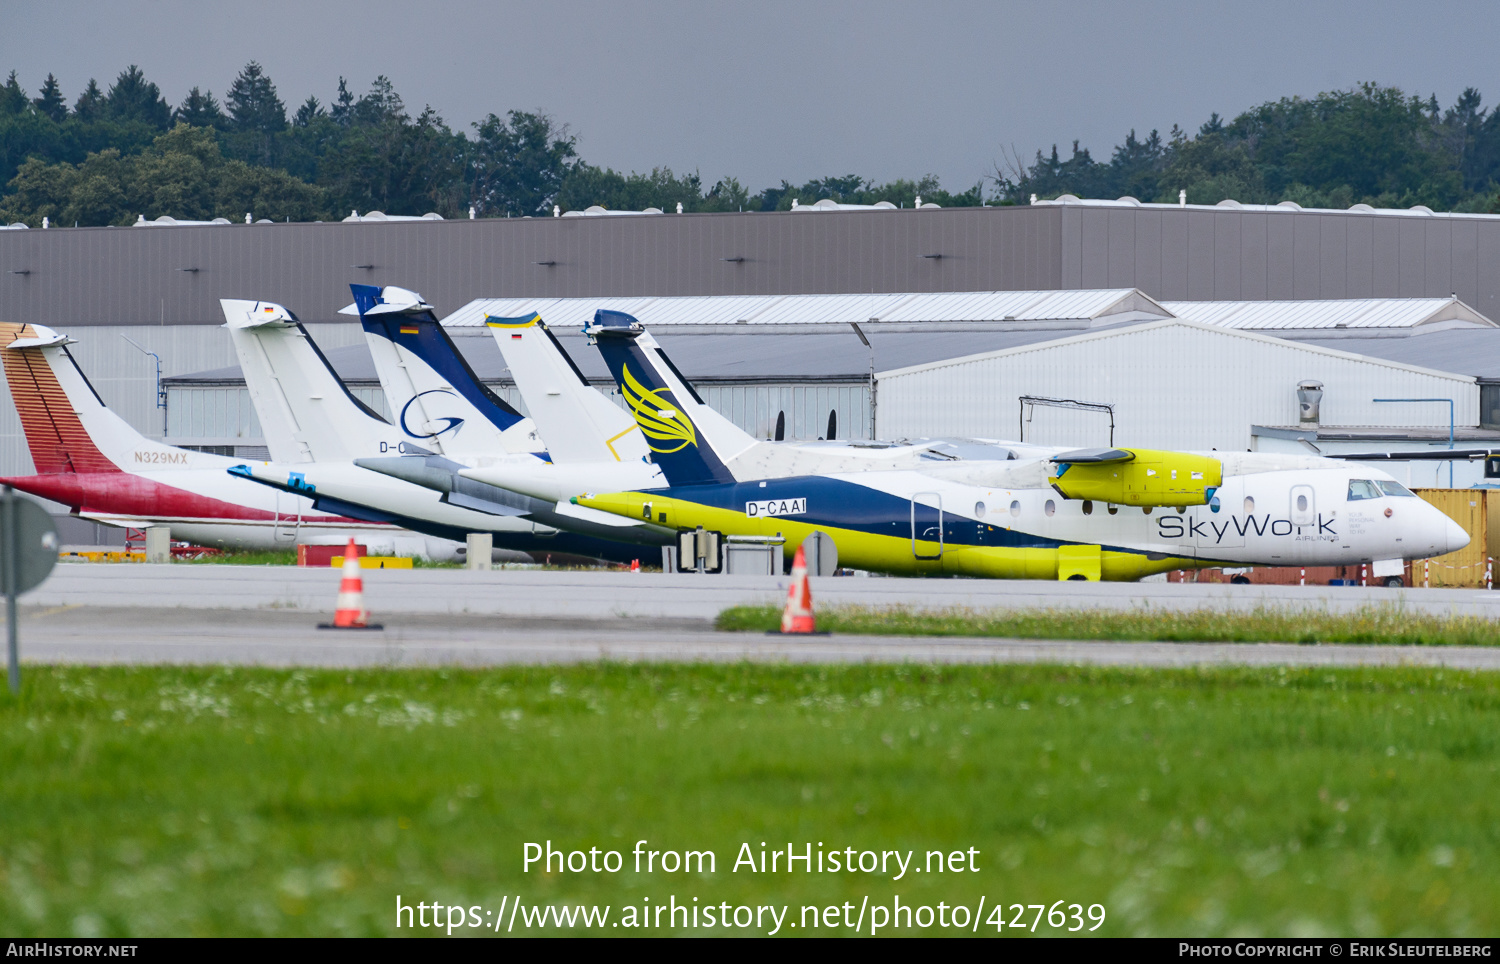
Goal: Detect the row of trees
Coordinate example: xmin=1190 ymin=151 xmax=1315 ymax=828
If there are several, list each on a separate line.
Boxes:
xmin=997 ymin=83 xmax=1500 ymax=212
xmin=5 ymin=64 xmax=1500 ymax=225
xmin=0 ymin=64 xmax=980 ymax=226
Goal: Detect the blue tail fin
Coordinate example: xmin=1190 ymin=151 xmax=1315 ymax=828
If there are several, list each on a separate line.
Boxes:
xmin=587 ymin=310 xmax=734 ymax=486
xmin=349 ymin=284 xmax=526 ymax=437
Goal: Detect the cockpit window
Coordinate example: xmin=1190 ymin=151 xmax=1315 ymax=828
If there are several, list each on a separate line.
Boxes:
xmin=1376 ymin=480 xmax=1417 ymax=497
xmin=1347 ymin=480 xmax=1382 ymax=501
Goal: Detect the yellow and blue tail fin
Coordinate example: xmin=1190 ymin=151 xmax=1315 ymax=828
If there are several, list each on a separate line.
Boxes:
xmin=587 ymin=309 xmax=737 ymax=486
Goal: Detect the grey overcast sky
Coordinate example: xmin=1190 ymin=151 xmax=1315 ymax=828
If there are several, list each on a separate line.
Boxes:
xmin=4 ymin=0 xmax=1499 ymax=192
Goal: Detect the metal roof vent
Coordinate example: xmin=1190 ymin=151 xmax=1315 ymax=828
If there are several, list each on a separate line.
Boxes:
xmin=1297 ymin=380 xmax=1324 ymax=425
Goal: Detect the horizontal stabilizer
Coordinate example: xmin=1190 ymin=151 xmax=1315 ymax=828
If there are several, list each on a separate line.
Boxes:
xmin=354 ymin=454 xmax=551 ymax=517
xmin=5 ymin=330 xmax=74 ymax=349
xmin=353 ymin=455 xmax=458 ymax=492
xmin=553 ymin=500 xmax=654 ymax=528
xmin=443 ymin=489 xmax=530 ymax=517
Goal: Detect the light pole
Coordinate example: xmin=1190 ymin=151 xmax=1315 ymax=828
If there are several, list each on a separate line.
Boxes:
xmin=122 ymin=334 xmax=167 ymax=436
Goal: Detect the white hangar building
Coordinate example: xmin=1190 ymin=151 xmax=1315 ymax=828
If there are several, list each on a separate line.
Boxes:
xmin=877 ymin=319 xmax=1479 ymax=457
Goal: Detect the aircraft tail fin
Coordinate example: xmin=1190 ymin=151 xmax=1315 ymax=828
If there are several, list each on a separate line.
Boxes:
xmin=346 ymin=284 xmax=539 ymax=456
xmin=0 ymin=321 xmax=129 ymax=474
xmin=587 ymin=310 xmax=746 ymax=485
xmin=221 ymin=299 xmax=397 ymax=462
xmin=486 ymin=313 xmax=648 ymax=464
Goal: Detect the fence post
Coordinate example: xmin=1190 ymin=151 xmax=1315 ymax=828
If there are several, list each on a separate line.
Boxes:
xmin=1299 ymin=567 xmax=1305 ymax=587
xmin=1488 ymin=557 xmax=1493 ymax=591
xmin=1423 ymin=559 xmax=1430 ymax=589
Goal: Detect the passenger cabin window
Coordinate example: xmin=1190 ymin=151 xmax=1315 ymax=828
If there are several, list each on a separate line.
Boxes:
xmin=1347 ymin=480 xmax=1382 ymax=501
xmin=1377 ymin=480 xmax=1417 ymax=497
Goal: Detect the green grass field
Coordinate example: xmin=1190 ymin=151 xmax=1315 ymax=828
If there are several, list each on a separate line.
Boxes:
xmin=3 ymin=663 xmax=1497 ymax=937
xmin=719 ymin=604 xmax=1500 ymax=647
xmin=177 ymin=549 xmax=299 ymax=566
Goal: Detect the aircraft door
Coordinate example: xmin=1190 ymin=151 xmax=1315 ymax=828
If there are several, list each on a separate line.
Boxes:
xmin=911 ymin=492 xmax=943 ymax=560
xmin=1290 ymin=485 xmax=1316 ymax=527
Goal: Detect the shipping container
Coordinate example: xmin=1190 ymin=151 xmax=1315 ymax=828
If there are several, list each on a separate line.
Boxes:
xmin=1409 ymin=488 xmax=1500 ymax=588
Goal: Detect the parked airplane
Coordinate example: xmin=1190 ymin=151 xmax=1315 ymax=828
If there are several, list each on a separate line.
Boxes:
xmin=455 ymin=308 xmax=1039 ymax=500
xmin=570 ymin=310 xmax=1470 ymax=582
xmin=0 ymin=321 xmax=454 ymax=555
xmin=220 ymin=294 xmax=668 ymax=560
xmin=346 ymin=284 xmax=667 ymax=541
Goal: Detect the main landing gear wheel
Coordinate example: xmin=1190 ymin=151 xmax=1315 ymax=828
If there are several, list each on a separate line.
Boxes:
xmin=1383 ymin=576 xmax=1404 ymax=588
xmin=1229 ymin=575 xmax=1251 ymax=584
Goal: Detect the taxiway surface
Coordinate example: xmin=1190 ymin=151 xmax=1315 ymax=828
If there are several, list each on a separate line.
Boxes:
xmin=7 ymin=564 xmax=1500 ymax=669
xmin=27 ymin=563 xmax=1500 ymax=619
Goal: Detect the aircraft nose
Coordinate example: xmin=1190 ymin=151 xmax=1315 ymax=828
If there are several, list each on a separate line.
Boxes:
xmin=1445 ymin=515 xmax=1471 ymax=554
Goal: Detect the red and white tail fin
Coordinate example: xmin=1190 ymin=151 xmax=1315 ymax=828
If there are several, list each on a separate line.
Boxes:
xmin=0 ymin=322 xmax=120 ymax=474
xmin=0 ymin=322 xmax=221 ymax=475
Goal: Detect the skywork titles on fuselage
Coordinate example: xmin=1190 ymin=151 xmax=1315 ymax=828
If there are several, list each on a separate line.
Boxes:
xmin=1157 ymin=513 xmax=1338 ymax=544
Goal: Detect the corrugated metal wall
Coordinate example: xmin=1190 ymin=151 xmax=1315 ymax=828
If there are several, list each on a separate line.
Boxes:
xmin=699 ymin=383 xmax=870 ymax=440
xmin=0 ymin=207 xmax=1064 ymax=328
xmin=7 ymin=205 xmax=1500 ymax=330
xmin=876 ymin=321 xmax=1479 ymax=451
xmin=1060 ymin=207 xmax=1500 ymax=314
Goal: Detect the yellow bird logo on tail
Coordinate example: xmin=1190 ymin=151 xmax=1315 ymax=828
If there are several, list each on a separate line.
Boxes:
xmin=621 ymin=364 xmax=697 ymax=453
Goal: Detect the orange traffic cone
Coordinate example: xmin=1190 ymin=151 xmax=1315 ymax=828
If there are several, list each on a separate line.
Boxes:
xmin=776 ymin=545 xmax=824 ymax=635
xmin=630 ymin=558 xmax=641 ymax=573
xmin=317 ymin=539 xmax=383 ymax=630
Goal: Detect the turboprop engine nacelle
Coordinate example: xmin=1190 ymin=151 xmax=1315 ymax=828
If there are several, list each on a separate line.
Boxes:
xmin=1048 ymin=448 xmax=1222 ymax=507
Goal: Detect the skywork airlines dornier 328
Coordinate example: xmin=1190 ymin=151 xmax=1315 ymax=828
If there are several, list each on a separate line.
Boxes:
xmin=572 ymin=310 xmax=1469 ymax=581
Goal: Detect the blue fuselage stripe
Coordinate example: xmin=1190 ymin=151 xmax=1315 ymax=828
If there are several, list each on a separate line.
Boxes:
xmin=646 ymin=476 xmax=1144 ymax=554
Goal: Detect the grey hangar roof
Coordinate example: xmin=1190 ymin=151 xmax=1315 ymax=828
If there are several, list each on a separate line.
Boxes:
xmin=165 ymin=288 xmax=1500 ymax=387
xmin=167 ymin=328 xmax=1067 ymax=387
